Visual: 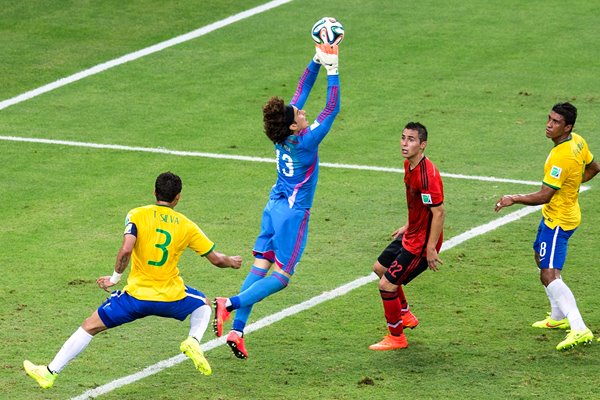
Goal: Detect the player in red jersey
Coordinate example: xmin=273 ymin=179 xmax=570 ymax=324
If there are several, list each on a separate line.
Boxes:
xmin=369 ymin=122 xmax=445 ymax=350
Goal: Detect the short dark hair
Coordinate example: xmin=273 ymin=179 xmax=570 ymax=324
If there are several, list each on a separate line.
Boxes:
xmin=155 ymin=172 xmax=182 ymax=202
xmin=404 ymin=122 xmax=428 ymax=142
xmin=263 ymin=96 xmax=293 ymax=144
xmin=552 ymin=102 xmax=577 ymax=130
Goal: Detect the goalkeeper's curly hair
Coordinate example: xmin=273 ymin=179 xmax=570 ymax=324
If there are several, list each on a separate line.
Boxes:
xmin=263 ymin=96 xmax=293 ymax=144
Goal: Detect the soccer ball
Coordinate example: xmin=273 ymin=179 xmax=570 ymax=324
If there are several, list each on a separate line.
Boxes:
xmin=311 ymin=17 xmax=344 ymax=45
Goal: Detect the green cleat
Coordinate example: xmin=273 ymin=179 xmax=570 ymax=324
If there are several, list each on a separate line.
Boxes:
xmin=556 ymin=328 xmax=594 ymax=351
xmin=532 ymin=313 xmax=569 ymax=329
xmin=23 ymin=360 xmax=56 ymax=389
xmin=180 ymin=337 xmax=212 ymax=376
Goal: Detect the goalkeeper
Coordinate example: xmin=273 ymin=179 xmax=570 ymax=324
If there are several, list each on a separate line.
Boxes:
xmin=213 ymin=42 xmax=341 ymax=359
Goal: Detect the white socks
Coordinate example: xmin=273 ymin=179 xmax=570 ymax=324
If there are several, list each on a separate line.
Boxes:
xmin=188 ymin=305 xmax=211 ymax=342
xmin=546 ymin=279 xmax=587 ymax=331
xmin=545 ymin=286 xmax=565 ymax=321
xmin=48 ymin=327 xmax=93 ymax=374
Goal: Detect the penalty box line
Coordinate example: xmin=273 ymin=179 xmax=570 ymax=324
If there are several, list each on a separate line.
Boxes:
xmin=0 ymin=135 xmax=543 ymax=187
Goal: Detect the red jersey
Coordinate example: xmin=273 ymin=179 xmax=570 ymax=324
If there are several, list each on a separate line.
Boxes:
xmin=402 ymin=156 xmax=444 ymax=256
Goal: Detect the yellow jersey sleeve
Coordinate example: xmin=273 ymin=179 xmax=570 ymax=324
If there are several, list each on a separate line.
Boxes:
xmin=188 ymin=222 xmax=216 ymax=256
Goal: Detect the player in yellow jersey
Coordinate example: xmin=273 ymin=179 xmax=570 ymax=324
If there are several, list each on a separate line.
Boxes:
xmin=495 ymin=102 xmax=600 ymax=350
xmin=24 ymin=172 xmax=242 ymax=389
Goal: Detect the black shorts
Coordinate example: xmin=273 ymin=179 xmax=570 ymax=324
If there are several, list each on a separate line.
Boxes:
xmin=377 ymin=236 xmax=427 ymax=285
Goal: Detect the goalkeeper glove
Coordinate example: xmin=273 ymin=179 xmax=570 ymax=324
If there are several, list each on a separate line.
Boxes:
xmin=312 ymin=53 xmax=322 ymax=65
xmin=315 ymin=44 xmax=339 ymax=75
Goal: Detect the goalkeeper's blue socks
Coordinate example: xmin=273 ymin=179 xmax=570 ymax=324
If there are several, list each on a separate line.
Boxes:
xmin=231 ymin=266 xmax=267 ymax=332
xmin=229 ymin=271 xmax=290 ymax=323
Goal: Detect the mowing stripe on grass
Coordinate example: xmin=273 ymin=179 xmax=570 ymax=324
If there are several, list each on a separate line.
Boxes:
xmin=0 ymin=135 xmax=541 ymax=186
xmin=71 ymin=202 xmax=550 ymax=399
xmin=0 ymin=0 xmax=294 ymax=111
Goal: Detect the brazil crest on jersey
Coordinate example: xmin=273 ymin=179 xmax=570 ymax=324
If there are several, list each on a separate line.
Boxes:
xmin=402 ymin=156 xmax=444 ymax=256
xmin=122 ymin=204 xmax=215 ymax=301
xmin=542 ymin=132 xmax=594 ymax=230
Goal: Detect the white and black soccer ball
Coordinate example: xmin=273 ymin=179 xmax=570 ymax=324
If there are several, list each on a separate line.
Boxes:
xmin=311 ymin=17 xmax=344 ymax=45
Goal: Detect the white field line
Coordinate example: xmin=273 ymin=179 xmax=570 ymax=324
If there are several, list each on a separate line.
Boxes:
xmin=0 ymin=135 xmax=544 ymax=186
xmin=0 ymin=0 xmax=294 ymax=111
xmin=71 ymin=199 xmax=553 ymax=399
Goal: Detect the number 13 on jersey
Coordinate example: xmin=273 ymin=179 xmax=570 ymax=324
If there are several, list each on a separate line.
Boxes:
xmin=276 ymin=149 xmax=294 ymax=177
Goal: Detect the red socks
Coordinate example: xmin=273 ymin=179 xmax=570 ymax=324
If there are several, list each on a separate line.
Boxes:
xmin=379 ymin=289 xmax=404 ymax=336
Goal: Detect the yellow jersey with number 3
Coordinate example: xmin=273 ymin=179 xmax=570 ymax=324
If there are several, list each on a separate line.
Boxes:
xmin=542 ymin=132 xmax=593 ymax=230
xmin=122 ymin=204 xmax=215 ymax=301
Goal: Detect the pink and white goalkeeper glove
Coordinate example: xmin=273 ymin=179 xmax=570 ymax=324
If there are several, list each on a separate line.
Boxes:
xmin=314 ymin=44 xmax=339 ymax=75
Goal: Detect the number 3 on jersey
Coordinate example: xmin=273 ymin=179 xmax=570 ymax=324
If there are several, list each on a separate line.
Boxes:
xmin=149 ymin=228 xmax=172 ymax=267
xmin=276 ymin=149 xmax=294 ymax=177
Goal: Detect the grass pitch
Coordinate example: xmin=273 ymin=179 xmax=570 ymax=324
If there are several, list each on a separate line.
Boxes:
xmin=2 ymin=1 xmax=600 ymax=399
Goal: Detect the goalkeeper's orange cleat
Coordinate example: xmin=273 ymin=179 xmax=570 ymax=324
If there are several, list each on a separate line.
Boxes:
xmin=368 ymin=334 xmax=408 ymax=351
xmin=212 ymin=297 xmax=230 ymax=337
xmin=226 ymin=331 xmax=249 ymax=359
xmin=402 ymin=311 xmax=419 ymax=329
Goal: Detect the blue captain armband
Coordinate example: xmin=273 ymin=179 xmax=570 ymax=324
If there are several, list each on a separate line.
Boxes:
xmin=124 ymin=222 xmax=137 ymax=236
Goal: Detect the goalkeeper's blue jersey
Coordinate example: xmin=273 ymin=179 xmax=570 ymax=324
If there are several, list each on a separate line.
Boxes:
xmin=270 ymin=60 xmax=340 ymax=209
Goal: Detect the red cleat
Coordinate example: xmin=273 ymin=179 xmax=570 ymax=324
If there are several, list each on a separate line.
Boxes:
xmin=368 ymin=334 xmax=408 ymax=351
xmin=226 ymin=331 xmax=248 ymax=359
xmin=402 ymin=310 xmax=419 ymax=329
xmin=213 ymin=297 xmax=230 ymax=337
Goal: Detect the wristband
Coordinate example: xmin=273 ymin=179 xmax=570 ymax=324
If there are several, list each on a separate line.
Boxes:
xmin=109 ymin=271 xmax=122 ymax=284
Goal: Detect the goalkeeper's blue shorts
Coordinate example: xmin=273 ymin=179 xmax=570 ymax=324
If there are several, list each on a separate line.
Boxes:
xmin=97 ymin=286 xmax=207 ymax=328
xmin=252 ymin=198 xmax=310 ymax=276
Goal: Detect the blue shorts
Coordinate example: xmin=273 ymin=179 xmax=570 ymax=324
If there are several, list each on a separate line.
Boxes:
xmin=253 ymin=198 xmax=310 ymax=275
xmin=97 ymin=285 xmax=208 ymax=329
xmin=532 ymin=218 xmax=575 ymax=270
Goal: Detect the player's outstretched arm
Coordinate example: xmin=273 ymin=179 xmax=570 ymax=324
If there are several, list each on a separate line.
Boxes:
xmin=299 ymin=45 xmax=340 ymax=149
xmin=494 ymin=185 xmax=555 ymax=212
xmin=205 ymin=250 xmax=242 ymax=269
